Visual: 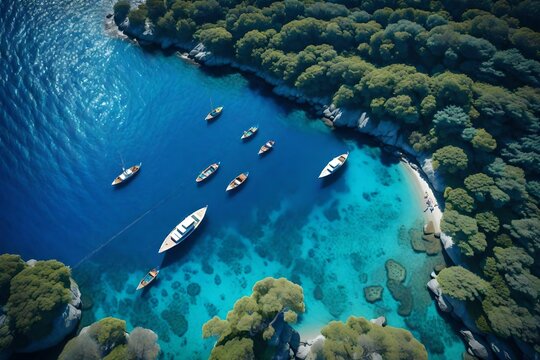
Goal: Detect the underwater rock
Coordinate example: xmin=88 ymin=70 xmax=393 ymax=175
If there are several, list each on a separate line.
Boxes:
xmin=323 ymin=200 xmax=340 ymax=221
xmin=422 ymin=234 xmax=442 ymax=255
xmin=173 ymin=292 xmax=180 ymax=300
xmin=161 ymin=308 xmax=188 ymax=337
xmin=359 ymin=273 xmax=368 ymax=284
xmin=172 ymin=281 xmax=181 ymax=290
xmin=202 ymin=261 xmax=214 ymax=275
xmin=364 ymin=286 xmax=383 ymax=303
xmin=214 ymin=274 xmax=221 ymax=285
xmin=204 ymin=303 xmax=218 ymax=318
xmin=313 ymin=285 xmax=324 ymax=300
xmin=322 ymin=285 xmax=348 ymax=318
xmin=161 ymin=289 xmax=168 ymax=297
xmin=385 ymin=259 xmax=407 ymax=283
xmin=350 ymin=252 xmax=364 ymax=272
xmin=150 ymin=297 xmax=158 ymax=306
xmin=244 ymin=265 xmax=252 ymax=274
xmin=187 ymin=283 xmax=201 ymax=297
xmin=386 ymin=280 xmax=413 ymax=317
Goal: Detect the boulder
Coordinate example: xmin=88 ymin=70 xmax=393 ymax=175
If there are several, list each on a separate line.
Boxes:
xmin=427 ymin=278 xmax=452 ymax=313
xmin=440 ymin=233 xmax=463 ymax=265
xmin=369 ymin=353 xmax=383 ymax=360
xmin=424 ymin=221 xmax=435 ymax=235
xmin=420 ymin=158 xmax=445 ymax=192
xmin=370 ymin=316 xmax=386 ymax=327
xmin=461 ymin=330 xmax=490 ymax=360
xmin=17 ymin=280 xmax=82 ymax=353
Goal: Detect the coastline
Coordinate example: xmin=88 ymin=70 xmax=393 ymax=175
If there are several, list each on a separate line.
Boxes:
xmin=401 ymin=160 xmax=442 ymax=234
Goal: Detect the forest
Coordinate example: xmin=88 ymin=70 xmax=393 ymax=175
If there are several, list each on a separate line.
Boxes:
xmin=113 ymin=0 xmax=540 ymax=356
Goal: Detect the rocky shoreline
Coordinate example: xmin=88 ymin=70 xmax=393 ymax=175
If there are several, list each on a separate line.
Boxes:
xmin=109 ymin=16 xmax=521 ymax=360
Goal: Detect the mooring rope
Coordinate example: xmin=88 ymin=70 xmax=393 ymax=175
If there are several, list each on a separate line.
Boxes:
xmin=72 ymin=185 xmax=185 ymax=269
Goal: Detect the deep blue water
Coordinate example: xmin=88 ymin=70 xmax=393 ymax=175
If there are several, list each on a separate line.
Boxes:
xmin=0 ymin=0 xmax=465 ymax=358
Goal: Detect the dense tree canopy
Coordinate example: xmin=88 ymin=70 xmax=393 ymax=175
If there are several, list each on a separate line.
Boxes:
xmin=117 ymin=0 xmax=540 ymax=352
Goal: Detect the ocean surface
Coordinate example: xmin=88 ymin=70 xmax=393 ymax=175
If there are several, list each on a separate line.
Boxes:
xmin=0 ymin=0 xmax=465 ymax=358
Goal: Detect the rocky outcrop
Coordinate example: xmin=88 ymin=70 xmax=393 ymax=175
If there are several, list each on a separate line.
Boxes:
xmin=461 ymin=330 xmax=491 ymax=360
xmin=17 ymin=279 xmax=82 ymax=353
xmin=426 ymin=278 xmax=452 ymax=313
xmin=370 ymin=316 xmax=387 ymax=327
xmin=267 ymin=311 xmax=300 ymax=360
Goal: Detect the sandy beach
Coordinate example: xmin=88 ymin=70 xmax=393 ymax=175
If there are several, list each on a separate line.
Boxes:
xmin=401 ymin=160 xmax=443 ymax=233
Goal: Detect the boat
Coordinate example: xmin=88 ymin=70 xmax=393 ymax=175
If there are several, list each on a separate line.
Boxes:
xmin=111 ymin=162 xmax=142 ymax=186
xmin=258 ymin=140 xmax=275 ymax=155
xmin=205 ymin=106 xmax=223 ymax=121
xmin=158 ymin=206 xmax=208 ymax=253
xmin=241 ymin=126 xmax=258 ymax=140
xmin=136 ymin=268 xmax=159 ymax=290
xmin=226 ymin=172 xmax=249 ymax=191
xmin=196 ymin=162 xmax=220 ymax=183
xmin=318 ymin=152 xmax=349 ymax=178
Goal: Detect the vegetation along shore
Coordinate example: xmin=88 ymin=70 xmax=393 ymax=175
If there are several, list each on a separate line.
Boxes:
xmin=110 ymin=0 xmax=540 ymax=358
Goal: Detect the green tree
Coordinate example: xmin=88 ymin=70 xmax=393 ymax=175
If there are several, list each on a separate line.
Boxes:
xmin=113 ymin=0 xmax=131 ymax=24
xmin=320 ymin=316 xmax=427 ymax=360
xmin=493 ymin=247 xmax=540 ymax=299
xmin=0 ymin=254 xmax=26 ymax=305
xmin=197 ymin=27 xmax=233 ymax=55
xmin=438 ymin=266 xmax=489 ymax=301
xmin=432 ymin=146 xmax=468 ymax=173
xmin=59 ymin=333 xmax=100 ymax=360
xmin=87 ymin=317 xmax=127 ymax=349
xmin=6 ymin=260 xmax=71 ymax=340
xmin=432 ymin=105 xmax=471 ymax=135
xmin=471 ymin=128 xmax=497 ymax=152
xmin=475 ymin=211 xmax=500 ymax=233
xmin=445 ymin=187 xmax=475 ymax=213
xmin=128 ymin=7 xmax=148 ymax=29
xmin=146 ymin=0 xmax=166 ymax=21
xmin=210 ymin=338 xmax=254 ymax=360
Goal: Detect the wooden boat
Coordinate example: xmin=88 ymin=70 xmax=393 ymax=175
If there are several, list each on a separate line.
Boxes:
xmin=318 ymin=152 xmax=349 ymax=178
xmin=196 ymin=162 xmax=220 ymax=183
xmin=112 ymin=163 xmax=142 ymax=186
xmin=136 ymin=268 xmax=159 ymax=290
xmin=226 ymin=172 xmax=249 ymax=191
xmin=241 ymin=126 xmax=258 ymax=140
xmin=205 ymin=106 xmax=223 ymax=121
xmin=258 ymin=140 xmax=275 ymax=155
xmin=158 ymin=206 xmax=208 ymax=253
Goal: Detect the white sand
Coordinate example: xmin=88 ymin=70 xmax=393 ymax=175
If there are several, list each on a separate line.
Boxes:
xmin=401 ymin=160 xmax=442 ymax=233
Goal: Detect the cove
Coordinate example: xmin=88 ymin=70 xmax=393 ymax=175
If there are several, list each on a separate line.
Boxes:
xmin=0 ymin=0 xmax=464 ymax=358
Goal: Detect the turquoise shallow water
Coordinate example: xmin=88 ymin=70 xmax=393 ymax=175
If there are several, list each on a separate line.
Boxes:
xmin=0 ymin=0 xmax=464 ymax=358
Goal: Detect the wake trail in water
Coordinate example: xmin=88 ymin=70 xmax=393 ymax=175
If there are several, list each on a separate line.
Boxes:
xmin=72 ymin=185 xmax=184 ymax=269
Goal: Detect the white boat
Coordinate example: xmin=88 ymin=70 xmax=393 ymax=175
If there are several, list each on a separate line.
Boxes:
xmin=226 ymin=172 xmax=249 ymax=191
xmin=205 ymin=106 xmax=223 ymax=121
xmin=112 ymin=163 xmax=142 ymax=186
xmin=258 ymin=140 xmax=275 ymax=155
xmin=318 ymin=152 xmax=349 ymax=178
xmin=136 ymin=268 xmax=159 ymax=290
xmin=158 ymin=206 xmax=208 ymax=253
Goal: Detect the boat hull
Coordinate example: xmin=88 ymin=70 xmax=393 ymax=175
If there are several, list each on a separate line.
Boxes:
xmin=205 ymin=107 xmax=223 ymax=121
xmin=112 ymin=163 xmax=142 ymax=186
xmin=318 ymin=153 xmax=349 ymax=178
xmin=158 ymin=206 xmax=208 ymax=253
xmin=196 ymin=162 xmax=220 ymax=183
xmin=136 ymin=268 xmax=159 ymax=290
xmin=226 ymin=172 xmax=249 ymax=191
xmin=258 ymin=140 xmax=275 ymax=155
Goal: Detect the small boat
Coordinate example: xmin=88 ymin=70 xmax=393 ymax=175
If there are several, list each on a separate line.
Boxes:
xmin=205 ymin=106 xmax=223 ymax=121
xmin=112 ymin=163 xmax=142 ymax=186
xmin=196 ymin=162 xmax=220 ymax=183
xmin=158 ymin=206 xmax=208 ymax=253
xmin=241 ymin=126 xmax=258 ymax=140
xmin=226 ymin=172 xmax=249 ymax=191
xmin=258 ymin=140 xmax=275 ymax=155
xmin=136 ymin=268 xmax=159 ymax=290
xmin=318 ymin=152 xmax=349 ymax=178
